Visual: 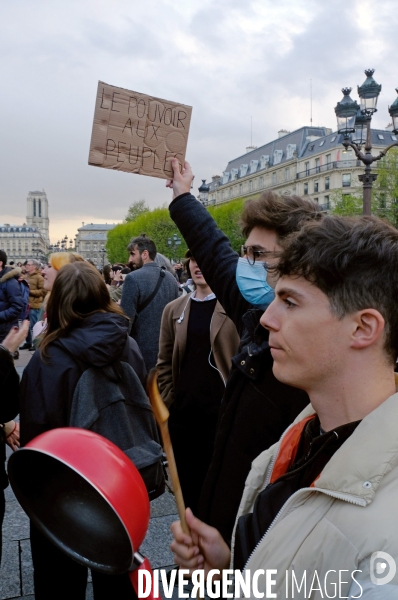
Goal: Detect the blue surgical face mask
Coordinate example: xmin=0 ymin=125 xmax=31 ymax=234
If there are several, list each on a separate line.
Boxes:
xmin=236 ymin=257 xmax=275 ymax=309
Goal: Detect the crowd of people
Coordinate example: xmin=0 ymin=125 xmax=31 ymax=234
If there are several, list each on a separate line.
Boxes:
xmin=1 ymin=157 xmax=398 ymax=598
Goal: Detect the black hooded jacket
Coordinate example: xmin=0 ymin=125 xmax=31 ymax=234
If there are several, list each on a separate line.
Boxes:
xmin=169 ymin=193 xmax=309 ymax=545
xmin=20 ymin=312 xmax=146 ymax=446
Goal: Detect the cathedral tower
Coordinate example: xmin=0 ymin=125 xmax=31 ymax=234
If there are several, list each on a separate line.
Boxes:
xmin=26 ymin=190 xmax=50 ymax=245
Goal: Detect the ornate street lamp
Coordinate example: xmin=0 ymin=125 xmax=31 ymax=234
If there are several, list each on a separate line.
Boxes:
xmin=389 ymin=89 xmax=398 ymax=135
xmin=198 ymin=179 xmax=210 ymax=205
xmin=334 ymin=69 xmax=398 ymax=215
xmin=167 ymin=233 xmax=181 ymax=262
xmin=351 ymin=109 xmax=368 ymax=145
xmin=334 ymin=88 xmax=359 ymax=136
xmin=100 ymin=244 xmax=106 ymax=269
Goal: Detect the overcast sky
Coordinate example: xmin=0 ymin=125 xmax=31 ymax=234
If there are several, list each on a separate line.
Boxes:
xmin=1 ymin=0 xmax=397 ymax=242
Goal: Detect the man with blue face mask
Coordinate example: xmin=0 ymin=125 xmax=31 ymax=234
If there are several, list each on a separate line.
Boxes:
xmin=166 ymin=159 xmax=322 ymax=545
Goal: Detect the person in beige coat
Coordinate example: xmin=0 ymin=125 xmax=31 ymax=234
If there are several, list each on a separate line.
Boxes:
xmin=171 ymin=215 xmax=398 ymax=599
xmin=20 ymin=259 xmax=45 ymax=350
xmin=157 ymin=251 xmax=239 ymax=512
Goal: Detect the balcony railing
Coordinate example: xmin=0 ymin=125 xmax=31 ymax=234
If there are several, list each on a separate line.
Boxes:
xmin=296 ymin=160 xmax=362 ymax=179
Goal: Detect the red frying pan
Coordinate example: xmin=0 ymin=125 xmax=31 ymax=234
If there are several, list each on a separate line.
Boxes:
xmin=8 ymin=427 xmax=159 ymax=598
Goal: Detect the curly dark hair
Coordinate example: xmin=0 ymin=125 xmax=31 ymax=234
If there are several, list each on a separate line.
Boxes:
xmin=241 ymin=191 xmax=323 ymax=240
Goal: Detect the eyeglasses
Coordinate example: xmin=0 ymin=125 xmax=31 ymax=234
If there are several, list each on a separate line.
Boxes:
xmin=241 ymin=245 xmax=281 ymax=265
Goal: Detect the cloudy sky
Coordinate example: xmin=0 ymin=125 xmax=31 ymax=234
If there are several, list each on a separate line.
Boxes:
xmin=1 ymin=0 xmax=397 ymax=242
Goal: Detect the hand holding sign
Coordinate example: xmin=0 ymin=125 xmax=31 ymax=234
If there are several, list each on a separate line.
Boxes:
xmin=166 ymin=159 xmax=194 ymax=199
xmin=89 ymin=82 xmax=192 ymax=180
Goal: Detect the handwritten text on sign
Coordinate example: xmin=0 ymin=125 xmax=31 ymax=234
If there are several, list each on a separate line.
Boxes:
xmin=88 ymin=82 xmax=192 ymax=179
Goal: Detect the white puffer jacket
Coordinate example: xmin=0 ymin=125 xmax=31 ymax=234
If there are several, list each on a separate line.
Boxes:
xmin=232 ymin=393 xmax=398 ymax=599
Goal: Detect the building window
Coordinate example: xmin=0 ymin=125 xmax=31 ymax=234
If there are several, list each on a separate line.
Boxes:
xmin=272 ymin=172 xmax=276 ymax=185
xmin=315 ymin=158 xmax=320 ymax=173
xmin=38 ymin=199 xmax=42 ymax=217
xmin=342 ymin=173 xmax=351 ymax=187
xmin=239 ymin=183 xmax=243 ymax=195
xmin=314 ymin=181 xmax=319 ymax=193
xmin=304 ymin=183 xmax=308 ymax=195
xmin=33 ymin=199 xmax=36 ymax=217
xmin=325 ymin=176 xmax=330 ymax=190
xmin=285 ymin=167 xmax=290 ymax=181
xmin=229 ymin=187 xmax=232 ymax=198
xmin=377 ymin=134 xmax=384 ymax=140
xmin=324 ymin=195 xmax=330 ymax=208
xmin=259 ymin=177 xmax=264 ymax=189
xmin=314 ymin=197 xmax=319 ymax=203
xmin=305 ymin=161 xmax=310 ymax=176
xmin=326 ymin=154 xmax=331 ymax=167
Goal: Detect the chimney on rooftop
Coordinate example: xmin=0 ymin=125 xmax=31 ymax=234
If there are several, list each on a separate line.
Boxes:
xmin=278 ymin=129 xmax=290 ymax=138
xmin=246 ymin=145 xmax=257 ymax=153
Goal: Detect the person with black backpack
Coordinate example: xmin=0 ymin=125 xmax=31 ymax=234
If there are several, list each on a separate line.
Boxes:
xmin=19 ymin=261 xmax=163 ymax=600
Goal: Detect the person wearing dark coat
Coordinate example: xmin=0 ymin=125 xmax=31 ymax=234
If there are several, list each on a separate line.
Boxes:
xmin=19 ymin=261 xmax=146 ymax=600
xmin=166 ymin=159 xmax=322 ymax=545
xmin=0 ymin=250 xmax=24 ymax=351
xmin=0 ymin=321 xmax=29 ymax=564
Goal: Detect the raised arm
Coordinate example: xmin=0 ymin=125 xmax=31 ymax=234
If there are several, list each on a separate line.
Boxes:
xmin=167 ymin=160 xmax=250 ymax=330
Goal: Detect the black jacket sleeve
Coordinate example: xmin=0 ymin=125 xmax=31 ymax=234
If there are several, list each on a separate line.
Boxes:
xmin=0 ymin=347 xmax=19 ymax=423
xmin=169 ymin=193 xmax=250 ymax=332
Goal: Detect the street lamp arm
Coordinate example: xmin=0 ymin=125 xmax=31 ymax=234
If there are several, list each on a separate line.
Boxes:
xmin=378 ymin=141 xmax=398 ymax=159
xmin=342 ymin=138 xmax=367 ymax=161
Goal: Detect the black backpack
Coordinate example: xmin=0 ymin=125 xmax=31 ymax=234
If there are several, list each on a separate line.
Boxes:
xmin=69 ymin=360 xmax=165 ymax=500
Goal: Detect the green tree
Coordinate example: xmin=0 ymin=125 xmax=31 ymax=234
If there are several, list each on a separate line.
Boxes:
xmin=124 ymin=199 xmax=150 ymax=222
xmin=106 ymin=197 xmax=247 ymax=263
xmin=106 ymin=208 xmax=188 ymax=263
xmin=208 ymin=198 xmax=246 ymax=253
xmin=373 ymin=148 xmax=398 ymax=227
xmin=331 ymin=191 xmax=364 ymax=217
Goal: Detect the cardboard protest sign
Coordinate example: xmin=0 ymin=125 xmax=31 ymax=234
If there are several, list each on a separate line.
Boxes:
xmin=88 ymin=81 xmax=192 ymax=179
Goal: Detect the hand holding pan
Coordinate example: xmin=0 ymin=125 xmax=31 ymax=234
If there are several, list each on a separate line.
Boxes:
xmin=8 ymin=428 xmax=159 ymax=599
xmin=147 ymin=368 xmax=189 ymax=535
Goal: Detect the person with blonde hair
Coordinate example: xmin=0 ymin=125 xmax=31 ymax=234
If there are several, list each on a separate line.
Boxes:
xmin=32 ymin=252 xmax=84 ymax=341
xmin=20 ymin=260 xmax=146 ymax=600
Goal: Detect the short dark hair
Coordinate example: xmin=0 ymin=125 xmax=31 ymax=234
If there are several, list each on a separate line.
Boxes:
xmin=127 ymin=234 xmax=157 ymax=260
xmin=0 ymin=250 xmax=7 ymax=266
xmin=241 ymin=191 xmax=322 ymax=240
xmin=277 ymin=215 xmax=398 ymax=364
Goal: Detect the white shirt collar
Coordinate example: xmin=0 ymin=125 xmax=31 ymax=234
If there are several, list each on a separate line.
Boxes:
xmin=191 ymin=290 xmax=216 ymax=302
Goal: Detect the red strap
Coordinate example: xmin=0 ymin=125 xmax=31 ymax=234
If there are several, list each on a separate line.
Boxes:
xmin=270 ymin=415 xmax=316 ymax=483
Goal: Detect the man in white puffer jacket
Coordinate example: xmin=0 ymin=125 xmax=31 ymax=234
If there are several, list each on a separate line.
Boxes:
xmin=171 ymin=214 xmax=398 ymax=599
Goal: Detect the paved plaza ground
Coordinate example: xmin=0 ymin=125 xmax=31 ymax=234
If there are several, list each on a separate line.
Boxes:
xmin=0 ymin=350 xmax=179 ymax=599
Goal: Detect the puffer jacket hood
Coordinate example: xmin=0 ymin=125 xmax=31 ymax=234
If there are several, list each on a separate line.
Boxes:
xmin=56 ymin=311 xmax=130 ymax=367
xmin=0 ymin=266 xmax=22 ymax=283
